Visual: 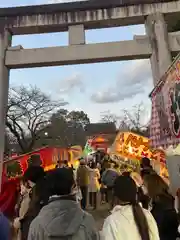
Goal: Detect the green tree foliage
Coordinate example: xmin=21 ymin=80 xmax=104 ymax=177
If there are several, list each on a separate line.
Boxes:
xmin=35 ymin=109 xmax=90 ymax=148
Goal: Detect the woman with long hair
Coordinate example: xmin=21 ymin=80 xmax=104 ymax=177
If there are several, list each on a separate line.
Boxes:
xmin=143 ymin=174 xmax=179 ymax=240
xmin=101 ymin=176 xmax=159 ymax=240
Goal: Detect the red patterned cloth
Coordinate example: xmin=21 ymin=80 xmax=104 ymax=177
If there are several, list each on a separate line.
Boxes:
xmin=150 ymin=57 xmax=180 ymax=149
xmin=150 ymin=96 xmax=180 ymax=148
xmin=0 ymin=174 xmax=19 ymax=218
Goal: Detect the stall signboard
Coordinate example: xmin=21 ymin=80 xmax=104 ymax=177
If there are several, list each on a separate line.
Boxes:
xmin=150 ymin=54 xmax=180 ymax=148
xmin=3 ymin=146 xmax=82 ymax=178
xmin=110 ymin=132 xmax=165 ymax=164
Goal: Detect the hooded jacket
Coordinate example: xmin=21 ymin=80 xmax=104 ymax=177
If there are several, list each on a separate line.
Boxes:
xmin=28 ymin=197 xmax=99 ymax=240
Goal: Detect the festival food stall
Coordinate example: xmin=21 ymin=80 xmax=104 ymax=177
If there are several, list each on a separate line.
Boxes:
xmin=83 ymin=135 xmax=110 ymax=156
xmin=89 ymin=136 xmax=109 ymax=152
xmin=3 ymin=145 xmax=82 ymax=178
xmin=0 ymin=145 xmax=82 ymax=216
xmin=109 ymin=131 xmax=167 ymax=175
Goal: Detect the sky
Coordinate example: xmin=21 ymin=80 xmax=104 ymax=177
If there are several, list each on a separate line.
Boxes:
xmin=1 ymin=0 xmax=153 ymax=123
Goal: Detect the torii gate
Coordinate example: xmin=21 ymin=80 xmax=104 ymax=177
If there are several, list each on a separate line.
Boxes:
xmin=1 ymin=0 xmax=180 ymax=189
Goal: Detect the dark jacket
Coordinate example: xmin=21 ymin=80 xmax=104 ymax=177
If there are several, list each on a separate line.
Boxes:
xmin=137 ymin=186 xmax=150 ymax=210
xmin=21 ymin=179 xmax=48 ymax=240
xmin=151 ymin=194 xmax=179 ymax=240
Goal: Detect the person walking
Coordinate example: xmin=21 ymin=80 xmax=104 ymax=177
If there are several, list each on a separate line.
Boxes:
xmin=76 ymin=160 xmax=89 ymax=209
xmin=28 ymin=168 xmax=99 ymax=240
xmin=101 ymin=176 xmax=159 ymax=240
xmin=88 ymin=162 xmax=100 ymax=209
xmin=143 ymin=174 xmax=179 ymax=240
xmin=101 ymin=163 xmax=119 ymax=208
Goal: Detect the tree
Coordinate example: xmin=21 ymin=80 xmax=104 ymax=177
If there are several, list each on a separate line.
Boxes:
xmin=34 ymin=109 xmax=90 ymax=148
xmin=100 ymin=104 xmax=150 ymax=137
xmin=6 ymin=86 xmax=68 ymax=153
xmin=101 ymin=111 xmax=129 ymax=130
xmin=101 ymin=111 xmax=120 ymax=125
xmin=66 ymin=110 xmax=90 ymax=146
xmin=123 ymin=104 xmax=150 ymax=137
xmin=67 ymin=110 xmax=90 ymax=127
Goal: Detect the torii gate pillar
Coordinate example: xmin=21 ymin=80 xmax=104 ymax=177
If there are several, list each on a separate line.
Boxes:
xmin=0 ymin=27 xmax=11 ymax=191
xmin=146 ymin=13 xmax=172 ymax=85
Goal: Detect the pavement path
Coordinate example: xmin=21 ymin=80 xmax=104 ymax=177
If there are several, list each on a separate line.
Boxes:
xmin=87 ymin=203 xmax=110 ymax=230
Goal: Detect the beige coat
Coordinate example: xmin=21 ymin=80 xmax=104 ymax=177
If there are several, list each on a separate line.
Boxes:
xmin=88 ymin=168 xmax=100 ymax=193
xmin=19 ymin=192 xmax=31 ymax=219
xmin=14 ymin=191 xmax=31 ymax=240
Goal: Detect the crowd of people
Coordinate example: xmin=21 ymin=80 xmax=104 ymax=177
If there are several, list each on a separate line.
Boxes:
xmin=0 ymin=156 xmax=180 ymax=240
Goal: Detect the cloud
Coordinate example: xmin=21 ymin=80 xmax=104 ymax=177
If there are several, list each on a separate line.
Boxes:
xmin=91 ymin=60 xmax=152 ymax=104
xmin=54 ymin=73 xmax=85 ymax=94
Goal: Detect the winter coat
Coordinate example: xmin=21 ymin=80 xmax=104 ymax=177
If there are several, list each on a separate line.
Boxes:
xmin=28 ymin=196 xmax=99 ymax=240
xmin=14 ymin=191 xmax=31 ymax=240
xmin=151 ymin=194 xmax=179 ymax=240
xmin=77 ymin=165 xmax=89 ymax=187
xmin=21 ymin=179 xmax=48 ymax=240
xmin=88 ymin=168 xmax=100 ymax=193
xmin=101 ymin=205 xmax=159 ymax=240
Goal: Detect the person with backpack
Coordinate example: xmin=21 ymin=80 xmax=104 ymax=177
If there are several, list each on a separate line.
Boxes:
xmin=101 ymin=163 xmax=119 ymax=208
xmin=28 ymin=168 xmax=99 ymax=240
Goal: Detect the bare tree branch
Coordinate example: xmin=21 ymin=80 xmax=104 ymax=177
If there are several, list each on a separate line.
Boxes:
xmin=100 ymin=103 xmax=150 ymax=136
xmin=6 ymin=85 xmax=68 ymax=153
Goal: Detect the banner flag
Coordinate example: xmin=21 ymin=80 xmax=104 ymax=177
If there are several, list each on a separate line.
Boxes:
xmin=150 ymin=54 xmax=180 ymax=148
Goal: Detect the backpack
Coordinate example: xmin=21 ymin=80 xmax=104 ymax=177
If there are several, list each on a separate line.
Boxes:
xmin=102 ymin=169 xmax=119 ymax=188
